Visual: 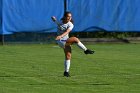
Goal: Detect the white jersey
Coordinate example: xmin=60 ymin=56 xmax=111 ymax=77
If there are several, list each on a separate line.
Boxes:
xmin=57 ymin=21 xmax=74 ymax=40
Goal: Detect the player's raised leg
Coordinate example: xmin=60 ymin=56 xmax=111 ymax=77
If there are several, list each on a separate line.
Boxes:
xmin=66 ymin=37 xmax=94 ymax=54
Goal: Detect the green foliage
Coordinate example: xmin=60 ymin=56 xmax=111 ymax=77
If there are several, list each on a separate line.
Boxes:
xmin=1 ymin=32 xmax=140 ymax=44
xmin=1 ymin=32 xmax=56 ymax=43
xmin=70 ymin=32 xmax=140 ymax=38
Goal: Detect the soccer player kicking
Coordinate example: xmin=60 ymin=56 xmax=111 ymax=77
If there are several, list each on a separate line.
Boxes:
xmin=51 ymin=11 xmax=94 ymax=77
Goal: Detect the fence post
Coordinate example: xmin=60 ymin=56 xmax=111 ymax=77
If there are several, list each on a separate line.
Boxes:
xmin=64 ymin=0 xmax=67 ymax=12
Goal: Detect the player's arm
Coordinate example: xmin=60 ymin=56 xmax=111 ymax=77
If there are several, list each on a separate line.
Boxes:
xmin=51 ymin=16 xmax=65 ymax=31
xmin=56 ymin=23 xmax=74 ymax=40
xmin=51 ymin=16 xmax=61 ymax=27
xmin=56 ymin=28 xmax=72 ymax=40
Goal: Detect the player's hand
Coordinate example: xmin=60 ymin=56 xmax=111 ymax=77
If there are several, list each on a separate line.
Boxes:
xmin=51 ymin=16 xmax=56 ymax=22
xmin=55 ymin=36 xmax=62 ymax=40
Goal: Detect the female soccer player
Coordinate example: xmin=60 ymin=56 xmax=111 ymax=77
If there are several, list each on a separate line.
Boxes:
xmin=51 ymin=11 xmax=94 ymax=77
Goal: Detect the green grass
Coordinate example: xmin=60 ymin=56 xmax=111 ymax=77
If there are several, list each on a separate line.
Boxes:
xmin=0 ymin=44 xmax=140 ymax=93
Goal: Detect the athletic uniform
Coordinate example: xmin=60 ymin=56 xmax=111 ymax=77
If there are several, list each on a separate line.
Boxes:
xmin=56 ymin=21 xmax=74 ymax=48
xmin=52 ymin=15 xmax=94 ymax=77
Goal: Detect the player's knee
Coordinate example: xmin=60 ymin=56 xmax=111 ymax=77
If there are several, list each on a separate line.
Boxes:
xmin=73 ymin=37 xmax=80 ymax=43
xmin=65 ymin=43 xmax=71 ymax=46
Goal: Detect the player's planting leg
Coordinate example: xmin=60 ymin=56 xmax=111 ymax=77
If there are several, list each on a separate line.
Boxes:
xmin=64 ymin=60 xmax=70 ymax=77
xmin=63 ymin=46 xmax=71 ymax=77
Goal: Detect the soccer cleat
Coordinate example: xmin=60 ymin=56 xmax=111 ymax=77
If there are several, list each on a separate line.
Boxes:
xmin=64 ymin=71 xmax=70 ymax=77
xmin=84 ymin=49 xmax=94 ymax=54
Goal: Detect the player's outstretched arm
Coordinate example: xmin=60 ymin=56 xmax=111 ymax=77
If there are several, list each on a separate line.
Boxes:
xmin=51 ymin=16 xmax=61 ymax=26
xmin=51 ymin=16 xmax=56 ymax=22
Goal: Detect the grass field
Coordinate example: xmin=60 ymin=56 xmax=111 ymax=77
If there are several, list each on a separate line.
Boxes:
xmin=0 ymin=43 xmax=140 ymax=93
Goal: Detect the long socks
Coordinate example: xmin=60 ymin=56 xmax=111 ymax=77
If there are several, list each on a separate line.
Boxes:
xmin=77 ymin=42 xmax=87 ymax=51
xmin=64 ymin=60 xmax=70 ymax=72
